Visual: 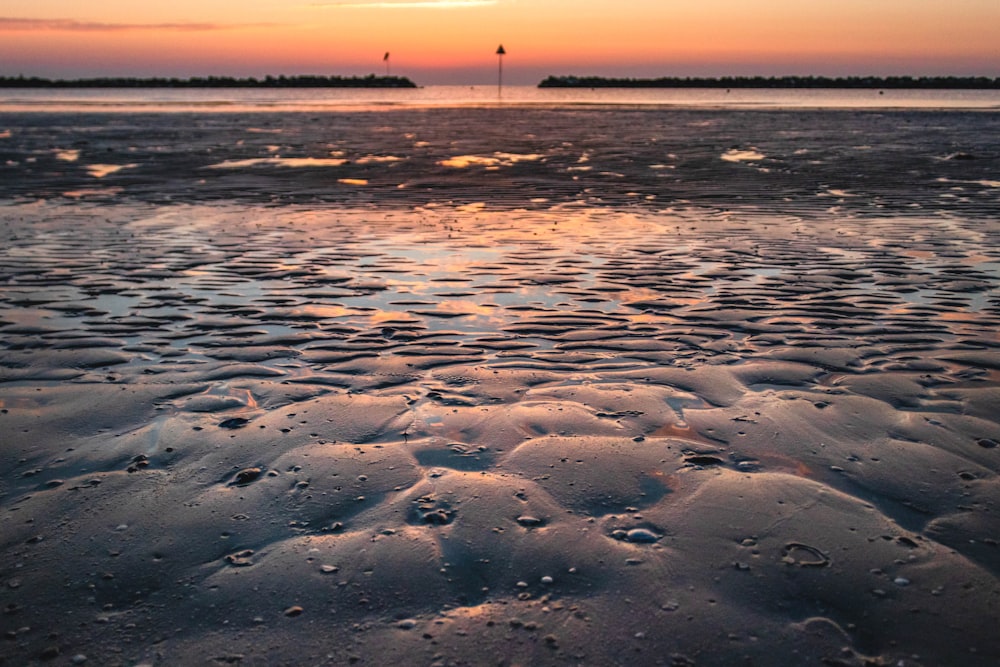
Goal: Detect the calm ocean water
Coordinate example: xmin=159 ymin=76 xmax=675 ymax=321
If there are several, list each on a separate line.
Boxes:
xmin=2 ymin=85 xmax=999 ymax=112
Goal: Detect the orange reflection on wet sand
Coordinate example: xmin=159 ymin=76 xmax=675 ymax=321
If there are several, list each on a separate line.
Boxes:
xmin=438 ymin=153 xmax=543 ymax=169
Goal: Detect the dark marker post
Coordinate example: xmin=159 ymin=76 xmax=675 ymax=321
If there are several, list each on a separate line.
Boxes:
xmin=496 ymin=44 xmax=506 ymax=97
xmin=384 ymin=52 xmax=390 ymax=76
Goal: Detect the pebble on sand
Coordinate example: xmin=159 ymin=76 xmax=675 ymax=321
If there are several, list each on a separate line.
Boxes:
xmin=627 ymin=528 xmax=662 ymax=543
xmin=231 ymin=467 xmax=263 ymax=486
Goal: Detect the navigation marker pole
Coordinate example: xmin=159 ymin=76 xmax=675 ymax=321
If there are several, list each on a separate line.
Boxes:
xmin=496 ymin=44 xmax=506 ymax=97
xmin=384 ymin=52 xmax=390 ymax=77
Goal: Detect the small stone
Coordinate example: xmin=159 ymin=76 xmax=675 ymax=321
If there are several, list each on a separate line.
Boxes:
xmin=231 ymin=468 xmax=262 ymax=486
xmin=894 ymin=577 xmax=910 ymax=587
xmin=284 ymin=606 xmax=304 ymax=617
xmin=397 ymin=619 xmax=417 ymax=630
xmin=516 ymin=516 xmax=543 ymax=527
xmin=320 ymin=565 xmax=339 ymax=574
xmin=71 ymin=655 xmax=88 ymax=665
xmin=541 ymin=576 xmax=554 ymax=585
xmin=625 ymin=528 xmax=661 ymax=543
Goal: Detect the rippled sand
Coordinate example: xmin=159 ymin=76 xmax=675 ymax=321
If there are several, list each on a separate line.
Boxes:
xmin=1 ymin=108 xmax=999 ymax=665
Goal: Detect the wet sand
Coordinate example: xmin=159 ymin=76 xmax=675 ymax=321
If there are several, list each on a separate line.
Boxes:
xmin=1 ymin=108 xmax=1000 ymax=665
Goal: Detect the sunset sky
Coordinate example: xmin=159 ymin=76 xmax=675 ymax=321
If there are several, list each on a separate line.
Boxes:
xmin=1 ymin=0 xmax=998 ymax=84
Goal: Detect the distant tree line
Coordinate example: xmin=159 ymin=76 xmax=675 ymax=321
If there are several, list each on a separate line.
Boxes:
xmin=0 ymin=74 xmax=418 ymax=88
xmin=539 ymin=75 xmax=1000 ymax=89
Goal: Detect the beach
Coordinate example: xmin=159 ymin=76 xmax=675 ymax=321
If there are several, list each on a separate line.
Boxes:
xmin=1 ymin=100 xmax=999 ymax=665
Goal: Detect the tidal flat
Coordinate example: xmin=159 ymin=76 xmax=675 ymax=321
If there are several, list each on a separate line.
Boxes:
xmin=1 ymin=106 xmax=999 ymax=665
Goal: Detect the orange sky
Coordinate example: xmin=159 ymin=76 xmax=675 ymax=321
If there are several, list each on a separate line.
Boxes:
xmin=1 ymin=1 xmax=997 ymax=83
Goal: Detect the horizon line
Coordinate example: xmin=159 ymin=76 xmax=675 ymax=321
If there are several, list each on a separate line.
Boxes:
xmin=2 ymin=73 xmax=999 ymax=86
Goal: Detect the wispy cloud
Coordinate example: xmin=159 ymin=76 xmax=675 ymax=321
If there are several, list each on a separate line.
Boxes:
xmin=0 ymin=17 xmax=270 ymax=32
xmin=313 ymin=1 xmax=498 ymax=8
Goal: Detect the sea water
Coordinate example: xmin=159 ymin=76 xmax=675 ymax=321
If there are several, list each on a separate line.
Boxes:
xmin=2 ymin=84 xmax=999 ymax=113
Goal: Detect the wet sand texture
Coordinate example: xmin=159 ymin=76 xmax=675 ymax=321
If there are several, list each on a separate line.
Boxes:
xmin=1 ymin=108 xmax=999 ymax=665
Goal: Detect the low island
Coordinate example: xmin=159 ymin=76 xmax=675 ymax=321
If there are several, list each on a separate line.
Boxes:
xmin=539 ymin=75 xmax=1000 ymax=89
xmin=0 ymin=74 xmax=418 ymax=88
